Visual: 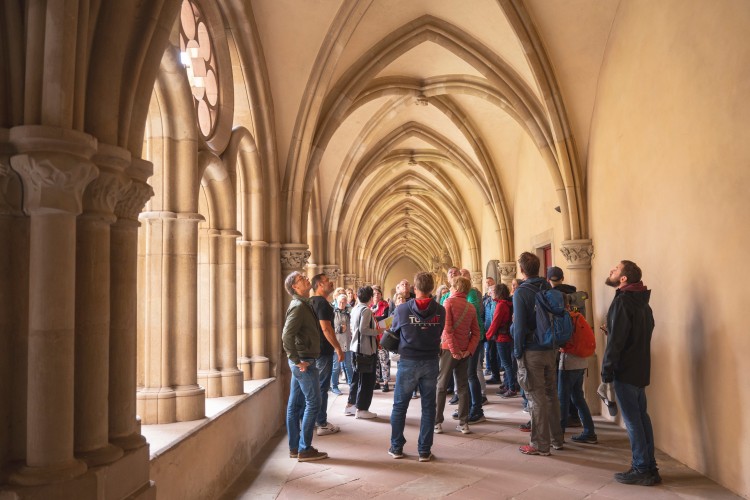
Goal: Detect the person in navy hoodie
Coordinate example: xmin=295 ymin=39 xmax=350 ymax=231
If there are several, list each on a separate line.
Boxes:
xmin=388 ymin=272 xmax=445 ymax=462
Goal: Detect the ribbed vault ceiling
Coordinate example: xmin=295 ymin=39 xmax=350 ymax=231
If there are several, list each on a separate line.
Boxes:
xmin=252 ymin=0 xmax=620 ymax=285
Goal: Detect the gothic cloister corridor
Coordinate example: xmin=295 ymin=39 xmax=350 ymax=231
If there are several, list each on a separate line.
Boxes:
xmin=1 ymin=0 xmax=749 ymax=498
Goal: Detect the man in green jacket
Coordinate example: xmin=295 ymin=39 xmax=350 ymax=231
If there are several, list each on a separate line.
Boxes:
xmin=282 ymin=271 xmax=328 ymax=462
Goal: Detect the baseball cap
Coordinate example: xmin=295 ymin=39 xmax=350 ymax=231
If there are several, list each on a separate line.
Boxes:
xmin=547 ymin=266 xmax=564 ymax=281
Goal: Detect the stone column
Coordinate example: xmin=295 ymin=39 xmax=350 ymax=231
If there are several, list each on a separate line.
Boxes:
xmin=109 ymin=159 xmax=152 ymax=450
xmin=267 ymin=242 xmax=282 ymax=376
xmin=8 ymin=125 xmax=98 ymax=485
xmin=217 ymin=230 xmax=243 ymax=394
xmin=249 ymin=240 xmax=269 ymax=379
xmin=72 ymin=144 xmax=129 ymax=467
xmin=197 ymin=227 xmax=221 ymax=396
xmin=236 ymin=239 xmax=252 ymax=380
xmin=496 ymin=262 xmax=517 ymax=286
xmin=236 ymin=238 xmax=270 ymax=380
xmin=560 ymin=239 xmax=598 ymax=411
xmin=137 ymin=211 xmax=206 ymax=423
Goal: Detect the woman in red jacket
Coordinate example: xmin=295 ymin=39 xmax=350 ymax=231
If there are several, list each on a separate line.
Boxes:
xmin=486 ymin=283 xmax=517 ymax=398
xmin=435 ymin=276 xmax=480 ymax=435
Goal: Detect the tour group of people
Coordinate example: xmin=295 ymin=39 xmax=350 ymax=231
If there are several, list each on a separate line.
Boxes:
xmin=282 ymin=252 xmax=659 ymax=487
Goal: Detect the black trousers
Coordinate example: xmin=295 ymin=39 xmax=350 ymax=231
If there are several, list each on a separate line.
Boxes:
xmin=348 ymin=364 xmax=377 ymax=410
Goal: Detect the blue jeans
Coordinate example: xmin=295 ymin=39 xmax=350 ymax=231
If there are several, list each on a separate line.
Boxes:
xmin=496 ymin=342 xmax=516 ymax=391
xmin=390 ymin=358 xmax=439 ymax=454
xmin=558 ymin=369 xmax=595 ymax=435
xmin=286 ymin=358 xmax=321 ymax=452
xmin=467 ymin=345 xmax=483 ymax=417
xmin=316 ymin=354 xmax=333 ymax=426
xmin=614 ymin=381 xmax=657 ymax=472
xmin=331 ymin=353 xmax=344 ymax=388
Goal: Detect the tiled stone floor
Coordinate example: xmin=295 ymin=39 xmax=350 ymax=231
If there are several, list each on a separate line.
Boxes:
xmin=221 ymin=377 xmax=741 ymax=499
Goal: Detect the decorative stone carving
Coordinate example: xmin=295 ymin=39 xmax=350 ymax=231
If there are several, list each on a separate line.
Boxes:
xmin=0 ymin=155 xmax=16 ymax=215
xmin=115 ymin=181 xmax=154 ymax=222
xmin=560 ymin=239 xmax=594 ymax=269
xmin=280 ymin=247 xmax=311 ymax=270
xmin=84 ymin=144 xmax=132 ymax=220
xmin=11 ymin=153 xmax=98 ymax=215
xmin=496 ymin=262 xmax=517 ymax=283
xmin=342 ymin=273 xmax=356 ymax=287
xmin=323 ymin=265 xmax=341 ymax=282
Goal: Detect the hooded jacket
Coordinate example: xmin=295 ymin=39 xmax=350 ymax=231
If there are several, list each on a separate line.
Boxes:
xmin=441 ymin=292 xmax=480 ymax=355
xmin=390 ymin=298 xmax=445 ymax=360
xmin=601 ymin=282 xmax=655 ymax=387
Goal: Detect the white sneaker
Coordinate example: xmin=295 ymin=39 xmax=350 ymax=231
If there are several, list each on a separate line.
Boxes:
xmin=457 ymin=424 xmax=471 ymax=434
xmin=316 ymin=422 xmax=340 ymax=436
xmin=355 ymin=409 xmax=377 ymax=419
xmin=344 ymin=405 xmax=356 ymax=416
xmin=434 ymin=423 xmax=443 ymax=434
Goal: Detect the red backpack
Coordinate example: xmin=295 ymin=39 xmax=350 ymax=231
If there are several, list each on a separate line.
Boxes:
xmin=560 ymin=311 xmax=596 ymax=358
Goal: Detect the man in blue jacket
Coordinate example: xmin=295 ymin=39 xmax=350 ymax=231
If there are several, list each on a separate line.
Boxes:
xmin=512 ymin=252 xmax=564 ymax=456
xmin=388 ymin=272 xmax=445 ymax=462
xmin=601 ymin=260 xmax=660 ymax=486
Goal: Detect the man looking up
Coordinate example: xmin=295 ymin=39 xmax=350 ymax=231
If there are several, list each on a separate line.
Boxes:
xmin=281 ymin=272 xmax=327 ymax=462
xmin=513 ymin=252 xmax=564 ymax=456
xmin=601 ymin=260 xmax=659 ymax=486
xmin=309 ymin=273 xmax=344 ymax=437
xmin=388 ymin=272 xmax=445 ymax=462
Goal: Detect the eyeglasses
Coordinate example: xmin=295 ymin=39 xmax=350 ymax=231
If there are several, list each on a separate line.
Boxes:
xmin=295 ymin=275 xmax=310 ymax=284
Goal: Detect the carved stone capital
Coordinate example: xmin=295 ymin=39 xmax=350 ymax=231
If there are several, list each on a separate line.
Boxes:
xmin=8 ymin=126 xmax=99 ymax=215
xmin=84 ymin=144 xmax=133 ymax=219
xmin=342 ymin=273 xmax=356 ymax=287
xmin=560 ymin=239 xmax=594 ymax=269
xmin=280 ymin=243 xmax=311 ymax=271
xmin=115 ymin=181 xmax=154 ymax=222
xmin=322 ymin=265 xmax=341 ymax=282
xmin=496 ymin=262 xmax=517 ymax=283
xmin=470 ymin=271 xmax=483 ymax=288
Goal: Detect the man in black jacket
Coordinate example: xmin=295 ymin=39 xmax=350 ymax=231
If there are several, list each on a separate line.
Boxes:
xmin=601 ymin=260 xmax=660 ymax=486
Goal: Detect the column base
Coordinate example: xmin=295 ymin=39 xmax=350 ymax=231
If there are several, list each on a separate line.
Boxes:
xmin=76 ymin=443 xmax=124 ymax=468
xmin=136 ymin=387 xmax=176 ymax=424
xmin=238 ymin=356 xmax=251 ymax=381
xmin=221 ymin=368 xmax=244 ymax=396
xmin=250 ymin=356 xmax=269 ymax=380
xmin=175 ymin=385 xmax=205 ymax=422
xmin=8 ymin=458 xmax=87 ymax=486
xmin=198 ymin=369 xmax=222 ymax=398
xmin=110 ymin=431 xmax=147 ymax=451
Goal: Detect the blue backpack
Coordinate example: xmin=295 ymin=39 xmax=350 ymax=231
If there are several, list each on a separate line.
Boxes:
xmin=524 ymin=283 xmax=574 ymax=348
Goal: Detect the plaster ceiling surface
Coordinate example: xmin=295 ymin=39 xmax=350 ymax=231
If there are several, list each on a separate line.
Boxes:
xmin=374 ymin=41 xmax=485 ymax=80
xmin=250 ymin=0 xmax=342 ymax=178
xmin=525 ymin=0 xmax=621 ymax=171
xmin=247 ymin=0 xmax=613 ymax=280
xmin=330 ymin=0 xmax=538 ymax=98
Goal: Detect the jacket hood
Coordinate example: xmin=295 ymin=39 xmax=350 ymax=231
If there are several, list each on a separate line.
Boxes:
xmin=616 ymin=282 xmax=651 ymax=303
xmin=408 ymin=297 xmax=439 ymax=319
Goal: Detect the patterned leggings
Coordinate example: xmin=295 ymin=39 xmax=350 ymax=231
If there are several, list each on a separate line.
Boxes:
xmin=375 ymin=347 xmax=391 ymax=383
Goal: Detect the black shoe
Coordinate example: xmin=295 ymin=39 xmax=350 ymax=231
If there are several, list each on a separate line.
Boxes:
xmin=452 ymin=410 xmax=459 ymax=420
xmin=650 ymin=469 xmax=663 ymax=484
xmin=382 ymin=383 xmax=390 ymax=393
xmin=481 ymin=396 xmax=489 ymax=406
xmin=614 ymin=468 xmax=658 ymax=486
xmin=448 ymin=395 xmax=459 ymax=405
xmin=388 ymin=446 xmax=404 ymax=459
xmin=374 ymin=382 xmax=381 ymax=389
xmin=571 ymin=433 xmax=598 ymax=444
xmin=468 ymin=414 xmax=486 ymax=424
